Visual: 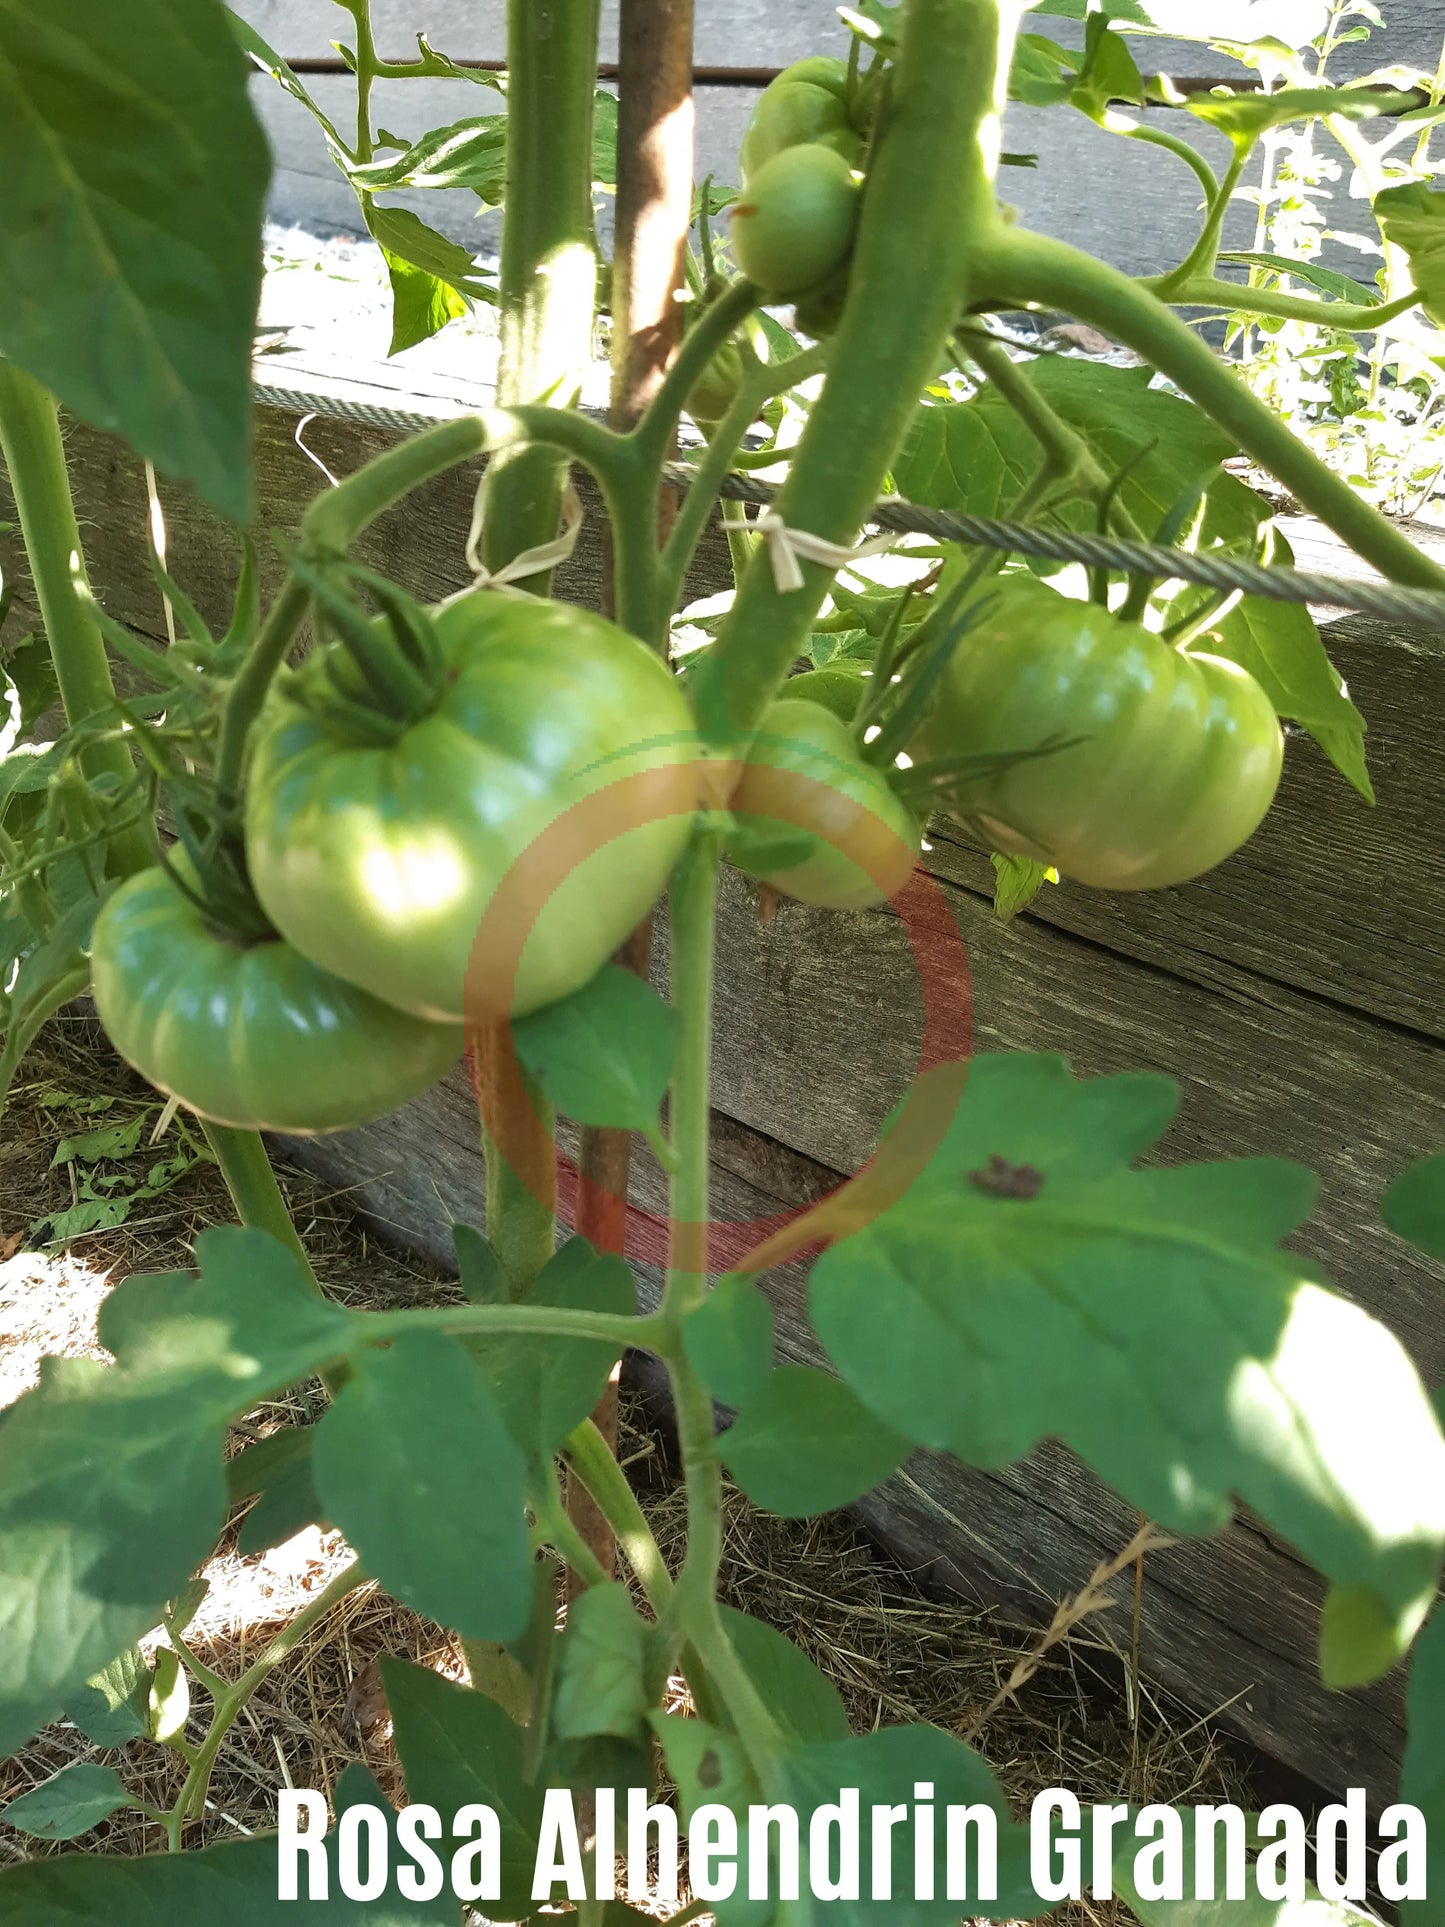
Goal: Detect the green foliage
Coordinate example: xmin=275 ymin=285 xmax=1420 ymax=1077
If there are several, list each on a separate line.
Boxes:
xmin=552 ymin=1582 xmax=649 ymax=1744
xmin=775 ymin=1724 xmax=1038 ymax=1922
xmin=0 ymin=1764 xmax=455 ymax=1919
xmin=1 ymin=1760 xmax=135 ymax=1839
xmin=225 ymin=1425 xmax=325 ymax=1556
xmin=381 ymin=1657 xmax=546 ymax=1921
xmin=720 ymin=1605 xmax=849 ymax=1742
xmin=718 ymin=1365 xmax=911 ymax=1518
xmin=810 ymin=1054 xmax=1445 ymax=1683
xmin=1374 ymin=182 xmax=1445 ymax=327
xmin=1383 ymin=1152 xmax=1445 ymax=1261
xmin=512 ymin=963 xmax=678 ymax=1137
xmin=313 ymin=1328 xmax=533 ymax=1641
xmin=0 ymin=0 xmax=270 ymax=518
xmin=30 ymin=1091 xmax=214 ymax=1249
xmin=1402 ymin=1608 xmax=1445 ymax=1924
xmin=63 ymin=1646 xmax=151 ymax=1748
xmin=684 ymin=1274 xmax=776 ymax=1408
xmin=469 ymin=1237 xmax=636 ymax=1458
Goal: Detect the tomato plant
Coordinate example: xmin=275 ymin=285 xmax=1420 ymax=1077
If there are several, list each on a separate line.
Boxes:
xmin=912 ymin=577 xmax=1284 ymax=889
xmin=2 ymin=0 xmax=1445 ymax=1912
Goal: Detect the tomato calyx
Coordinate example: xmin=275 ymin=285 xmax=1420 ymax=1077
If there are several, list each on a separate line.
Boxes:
xmin=282 ymin=551 xmax=448 ymax=746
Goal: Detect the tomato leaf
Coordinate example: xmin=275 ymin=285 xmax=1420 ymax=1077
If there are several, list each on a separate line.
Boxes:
xmin=226 ymin=1426 xmax=325 ymax=1556
xmin=360 ymin=203 xmax=490 ymax=357
xmin=1200 ymin=532 xmax=1371 ymax=801
xmin=512 ymin=962 xmax=678 ymax=1136
xmin=990 ymin=851 xmax=1056 ymax=922
xmin=468 ymin=1237 xmax=636 ymax=1457
xmin=1382 ymin=1153 xmax=1445 ymax=1262
xmin=100 ymin=1227 xmax=357 ymax=1392
xmin=0 ymin=1767 xmax=454 ymax=1919
xmin=683 ymin=1273 xmax=776 ymax=1408
xmin=453 ymin=1222 xmax=509 ymax=1305
xmin=719 ymin=1364 xmax=910 ymax=1519
xmin=314 ymin=1330 xmax=531 ymax=1641
xmin=1218 ymin=250 xmax=1381 ymax=308
xmin=777 ymin=1724 xmax=1040 ymax=1922
xmin=0 ymin=1357 xmax=227 ymax=1752
xmin=899 ymin=359 xmax=1264 ymax=555
xmin=1 ymin=1762 xmax=135 ymax=1840
xmin=1401 ymin=1608 xmax=1445 ymax=1925
xmin=551 ymin=1582 xmax=649 ymax=1744
xmin=380 ymin=1656 xmax=546 ymax=1921
xmin=1190 ymin=83 xmax=1416 ymax=147
xmin=720 ymin=1604 xmax=849 ymax=1743
xmin=350 ymin=116 xmax=509 ymax=200
xmin=809 ymin=1053 xmax=1445 ymax=1683
xmin=0 ymin=0 xmax=269 ymax=520
xmin=1374 ymin=181 xmax=1445 ymax=327
xmin=63 ymin=1647 xmax=151 ymax=1749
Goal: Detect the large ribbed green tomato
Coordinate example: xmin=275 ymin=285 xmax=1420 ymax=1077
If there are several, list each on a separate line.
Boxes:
xmin=91 ymin=867 xmax=462 ymax=1132
xmin=910 ymin=578 xmax=1284 ymax=890
xmin=729 ymin=146 xmax=860 ymax=298
xmin=244 ymin=592 xmax=700 ymax=1023
xmin=739 ymin=57 xmax=863 ymax=179
xmin=731 ymin=698 xmax=918 ymax=910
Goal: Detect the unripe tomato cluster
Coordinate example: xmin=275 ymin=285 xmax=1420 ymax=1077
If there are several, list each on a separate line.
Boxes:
xmin=728 ymin=58 xmax=868 ymax=307
xmin=92 ymin=592 xmax=702 ymax=1135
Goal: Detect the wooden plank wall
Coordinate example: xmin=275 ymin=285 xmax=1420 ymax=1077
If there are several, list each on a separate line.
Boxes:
xmin=8 ymin=394 xmax=1444 ymax=1806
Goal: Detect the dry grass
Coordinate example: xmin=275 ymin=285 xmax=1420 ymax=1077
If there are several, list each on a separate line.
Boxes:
xmin=0 ymin=1013 xmax=1256 ymax=1918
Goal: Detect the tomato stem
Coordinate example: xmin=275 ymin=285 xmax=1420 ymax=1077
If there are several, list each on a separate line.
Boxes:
xmin=563 ymin=1416 xmax=674 ymax=1612
xmin=982 ymin=225 xmax=1445 ymax=591
xmin=485 ymin=0 xmax=603 ymax=594
xmin=0 ymin=365 xmax=154 ymax=877
xmin=689 ymin=0 xmax=1022 ymax=744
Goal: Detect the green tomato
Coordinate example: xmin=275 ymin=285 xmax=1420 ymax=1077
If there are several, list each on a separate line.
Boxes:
xmin=910 ymin=578 xmax=1284 ymax=890
xmin=740 ymin=57 xmax=863 ymax=180
xmin=729 ymin=146 xmax=860 ymax=299
xmin=90 ymin=866 xmax=462 ymax=1133
xmin=730 ymin=697 xmax=918 ymax=910
xmin=245 ymin=591 xmax=700 ymax=1024
xmin=686 ymin=337 xmax=747 ymax=426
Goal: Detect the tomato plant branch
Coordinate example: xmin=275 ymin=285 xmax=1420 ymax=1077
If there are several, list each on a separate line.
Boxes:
xmin=632 ymin=279 xmax=761 ymax=474
xmin=689 ymin=0 xmax=1020 ymax=743
xmin=533 ymin=1458 xmax=611 ymax=1587
xmin=369 ymin=1302 xmax=667 ymax=1348
xmin=213 ymin=576 xmax=307 ymax=813
xmin=563 ymin=1418 xmax=674 ymax=1613
xmin=1112 ymin=118 xmax=1219 ymax=203
xmin=658 ymin=340 xmax=830 ymax=609
xmin=165 ymin=1559 xmax=370 ymax=1848
xmin=1154 ymin=146 xmax=1248 ymax=294
xmin=983 ymin=225 xmax=1445 ymax=590
xmin=0 ymin=364 xmax=154 ymax=877
xmin=300 ymin=407 xmax=627 ymax=556
xmin=1150 ymin=276 xmax=1422 ymax=331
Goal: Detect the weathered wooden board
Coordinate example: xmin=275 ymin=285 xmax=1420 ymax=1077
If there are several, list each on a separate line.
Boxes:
xmin=10 ymin=380 xmax=1444 ymax=1806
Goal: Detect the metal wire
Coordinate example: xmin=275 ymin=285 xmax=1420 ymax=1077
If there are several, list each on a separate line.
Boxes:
xmin=251 ymin=380 xmax=1445 ymax=633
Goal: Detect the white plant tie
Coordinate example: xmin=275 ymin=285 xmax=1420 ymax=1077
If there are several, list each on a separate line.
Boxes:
xmin=756 ymin=509 xmax=897 ymax=595
xmin=457 ymin=469 xmax=585 ymax=600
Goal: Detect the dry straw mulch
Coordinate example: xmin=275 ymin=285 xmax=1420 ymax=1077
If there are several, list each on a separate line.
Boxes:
xmin=0 ymin=1013 xmax=1256 ymax=1922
